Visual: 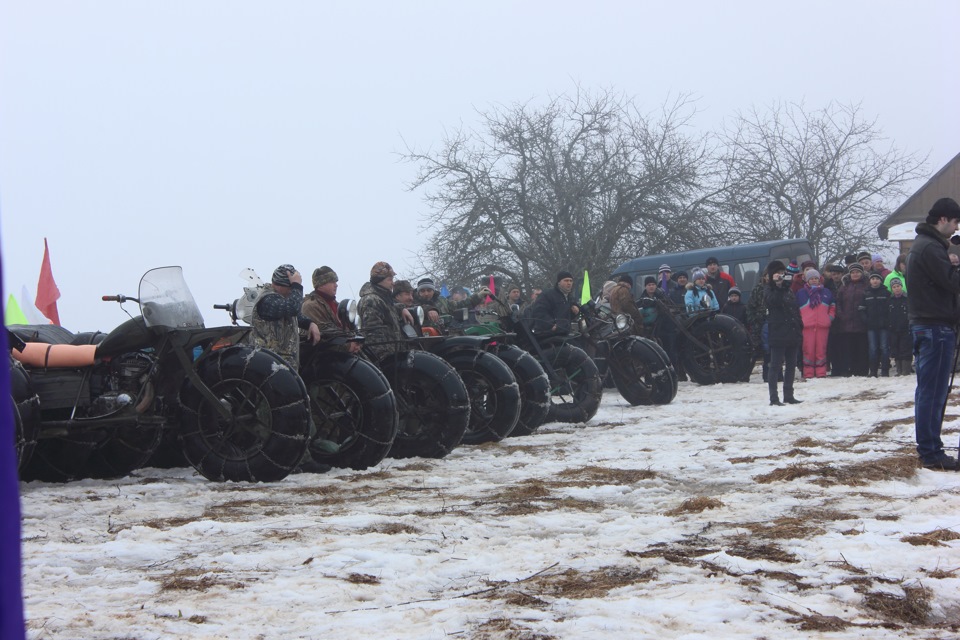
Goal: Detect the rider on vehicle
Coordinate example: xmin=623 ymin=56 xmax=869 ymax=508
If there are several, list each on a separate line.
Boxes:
xmin=358 ymin=262 xmax=414 ymax=362
xmin=301 ymin=266 xmax=361 ymax=354
xmin=249 ymin=264 xmax=320 ymax=370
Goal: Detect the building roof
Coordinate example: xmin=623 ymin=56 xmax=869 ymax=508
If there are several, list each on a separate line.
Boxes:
xmin=878 ymin=152 xmax=960 ymax=240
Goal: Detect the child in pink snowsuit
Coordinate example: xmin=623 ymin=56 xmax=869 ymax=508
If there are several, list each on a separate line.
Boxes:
xmin=795 ymin=270 xmax=835 ymax=378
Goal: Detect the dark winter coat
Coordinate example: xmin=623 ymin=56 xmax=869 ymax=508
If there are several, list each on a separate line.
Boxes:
xmin=834 ymin=279 xmax=868 ymax=333
xmin=722 ymin=300 xmax=747 ymax=326
xmin=764 ymin=281 xmax=802 ymax=348
xmin=529 ymin=285 xmax=578 ymax=333
xmin=609 ymin=282 xmax=644 ymax=328
xmin=858 ymin=284 xmax=890 ymax=330
xmin=906 ymin=222 xmax=960 ymax=326
xmin=888 ymin=293 xmax=910 ymax=333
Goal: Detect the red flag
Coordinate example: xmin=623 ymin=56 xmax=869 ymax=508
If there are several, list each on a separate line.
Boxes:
xmin=36 ymin=238 xmax=61 ymax=325
xmin=486 ymin=275 xmax=495 ymax=303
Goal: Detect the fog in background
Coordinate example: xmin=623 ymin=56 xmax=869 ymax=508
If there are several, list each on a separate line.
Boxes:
xmin=2 ymin=1 xmax=957 ymax=331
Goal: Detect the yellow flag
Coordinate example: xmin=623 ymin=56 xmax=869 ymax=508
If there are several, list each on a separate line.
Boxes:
xmin=580 ymin=270 xmax=591 ymax=305
xmin=5 ymin=294 xmax=29 ymax=326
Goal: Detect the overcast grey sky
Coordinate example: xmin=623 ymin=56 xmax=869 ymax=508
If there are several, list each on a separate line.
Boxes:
xmin=2 ymin=1 xmax=957 ymax=331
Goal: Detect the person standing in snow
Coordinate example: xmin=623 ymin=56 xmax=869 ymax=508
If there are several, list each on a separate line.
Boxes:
xmin=906 ymin=197 xmax=960 ymax=471
xmin=833 ymin=264 xmax=870 ymax=376
xmin=764 ymin=260 xmax=803 ymax=405
xmin=703 ymin=256 xmax=734 ymax=308
xmin=796 ymin=270 xmax=834 ymax=379
xmin=886 ymin=277 xmax=912 ymax=376
xmin=859 ymin=272 xmax=891 ymax=377
xmin=684 ymin=269 xmax=718 ymax=316
xmin=529 ymin=271 xmax=580 ymax=333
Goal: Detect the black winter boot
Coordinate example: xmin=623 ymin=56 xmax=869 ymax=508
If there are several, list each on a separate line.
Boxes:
xmin=770 ymin=390 xmax=783 ymax=406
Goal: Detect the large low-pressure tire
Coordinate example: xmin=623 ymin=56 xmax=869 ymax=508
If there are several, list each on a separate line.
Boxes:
xmin=301 ymin=352 xmax=398 ymax=470
xmin=10 ymin=358 xmax=40 ymax=474
xmin=608 ymin=337 xmax=678 ymax=406
xmin=542 ymin=343 xmax=603 ymax=424
xmin=83 ymin=422 xmax=165 ymax=480
xmin=179 ymin=346 xmax=311 ymax=482
xmin=681 ymin=314 xmax=754 ymax=385
xmin=379 ymin=350 xmax=470 ymax=459
xmin=495 ymin=345 xmax=550 ymax=437
xmin=444 ymin=349 xmax=521 ymax=445
xmin=20 ymin=432 xmax=102 ymax=483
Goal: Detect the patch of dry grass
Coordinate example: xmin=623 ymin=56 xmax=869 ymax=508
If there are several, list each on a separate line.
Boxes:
xmin=344 ymin=573 xmax=380 ymax=585
xmin=509 ymin=566 xmax=657 ymax=600
xmin=725 ymin=536 xmax=800 ymax=564
xmin=158 ymin=567 xmax=246 ymax=592
xmin=666 ymin=496 xmax=723 ymax=516
xmin=395 ymin=461 xmax=433 ymax=471
xmin=792 ymin=436 xmax=823 ymax=448
xmin=900 ymin=528 xmax=960 ymax=547
xmin=862 ymin=585 xmax=932 ymax=624
xmin=786 ymin=613 xmax=850 ymax=632
xmin=555 ymin=465 xmax=656 ymax=486
xmin=740 ymin=517 xmax=824 ymax=540
xmin=753 ymin=454 xmax=917 ymax=486
xmin=472 ymin=618 xmax=557 ymax=640
xmin=357 ymin=522 xmax=422 ymax=535
xmin=728 ymin=456 xmax=758 ymax=464
xmin=625 ymin=543 xmax=720 ymax=566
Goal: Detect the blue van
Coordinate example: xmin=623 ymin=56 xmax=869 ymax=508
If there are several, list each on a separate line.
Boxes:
xmin=611 ymin=238 xmax=816 ymax=305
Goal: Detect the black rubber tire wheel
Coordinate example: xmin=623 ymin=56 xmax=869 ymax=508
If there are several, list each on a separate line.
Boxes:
xmin=608 ymin=337 xmax=677 ymax=406
xmin=83 ymin=423 xmax=164 ymax=480
xmin=144 ymin=431 xmax=189 ymax=469
xmin=681 ymin=314 xmax=754 ymax=386
xmin=445 ymin=349 xmax=521 ymax=445
xmin=301 ymin=351 xmax=398 ymax=470
xmin=179 ymin=346 xmax=311 ymax=482
xmin=9 ymin=359 xmax=40 ymax=474
xmin=542 ymin=344 xmax=603 ymax=424
xmin=495 ymin=345 xmax=550 ymax=437
xmin=20 ymin=432 xmax=104 ymax=483
xmin=379 ymin=351 xmax=470 ymax=459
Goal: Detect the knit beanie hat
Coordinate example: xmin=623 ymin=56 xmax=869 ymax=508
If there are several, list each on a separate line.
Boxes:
xmin=675 ymin=270 xmax=689 ymax=280
xmin=643 ymin=275 xmax=657 ymax=286
xmin=658 ymin=263 xmax=671 ymax=274
xmin=889 ymin=276 xmax=903 ymax=287
xmin=416 ymin=277 xmax=436 ymax=292
xmin=871 ymin=253 xmax=883 ymax=263
xmin=766 ymin=260 xmax=786 ymax=278
xmin=617 ymin=274 xmax=633 ymax=286
xmin=805 ymin=269 xmax=821 ymax=281
xmin=691 ymin=269 xmax=707 ymax=282
xmin=272 ymin=264 xmax=296 ymax=286
xmin=848 ymin=263 xmax=865 ymax=275
xmin=728 ymin=287 xmax=741 ymax=297
xmin=786 ymin=261 xmax=800 ymax=275
xmin=556 ymin=270 xmax=574 ymax=284
xmin=927 ymin=197 xmax=960 ymax=223
xmin=856 ymin=251 xmax=871 ymax=262
xmin=312 ymin=266 xmax=338 ymax=288
xmin=370 ymin=261 xmax=396 ymax=284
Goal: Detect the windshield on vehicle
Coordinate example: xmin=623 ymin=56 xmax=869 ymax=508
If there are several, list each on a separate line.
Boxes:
xmin=138 ymin=266 xmax=205 ymax=329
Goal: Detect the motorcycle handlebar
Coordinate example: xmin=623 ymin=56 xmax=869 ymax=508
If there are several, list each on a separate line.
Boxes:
xmin=213 ymin=304 xmax=232 ymax=311
xmin=102 ymin=295 xmax=135 ymax=303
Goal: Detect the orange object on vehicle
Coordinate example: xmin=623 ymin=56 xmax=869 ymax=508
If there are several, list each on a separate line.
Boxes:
xmin=421 ymin=326 xmax=441 ymax=337
xmin=11 ymin=342 xmax=97 ymax=368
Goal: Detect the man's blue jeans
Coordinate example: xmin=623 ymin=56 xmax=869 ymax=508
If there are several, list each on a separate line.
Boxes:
xmin=912 ymin=324 xmax=957 ymax=462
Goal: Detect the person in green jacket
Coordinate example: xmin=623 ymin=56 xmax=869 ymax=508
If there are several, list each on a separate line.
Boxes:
xmin=883 ymin=254 xmax=907 ymax=293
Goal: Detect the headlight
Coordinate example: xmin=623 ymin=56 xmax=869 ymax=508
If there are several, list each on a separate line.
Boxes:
xmin=615 ymin=314 xmax=630 ymax=330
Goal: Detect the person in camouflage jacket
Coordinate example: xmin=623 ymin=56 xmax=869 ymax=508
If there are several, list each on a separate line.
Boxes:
xmin=301 ymin=266 xmax=361 ymax=354
xmin=249 ymin=264 xmax=320 ymax=371
xmin=358 ymin=261 xmax=413 ymax=363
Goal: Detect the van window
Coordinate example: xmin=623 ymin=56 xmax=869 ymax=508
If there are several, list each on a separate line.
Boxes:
xmin=736 ymin=261 xmax=760 ymax=293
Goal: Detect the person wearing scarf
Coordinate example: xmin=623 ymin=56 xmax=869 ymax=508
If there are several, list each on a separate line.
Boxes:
xmin=795 ymin=269 xmax=835 ymax=378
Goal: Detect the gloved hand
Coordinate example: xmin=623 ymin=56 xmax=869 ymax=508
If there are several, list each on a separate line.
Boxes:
xmin=478 ymin=287 xmax=492 ymax=298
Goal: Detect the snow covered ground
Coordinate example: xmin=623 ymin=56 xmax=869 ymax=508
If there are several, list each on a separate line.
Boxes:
xmin=18 ymin=374 xmax=960 ymax=639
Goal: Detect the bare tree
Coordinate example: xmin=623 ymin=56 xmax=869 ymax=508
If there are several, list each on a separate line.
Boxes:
xmin=404 ymin=88 xmax=711 ymax=294
xmin=710 ymin=102 xmax=927 ymax=264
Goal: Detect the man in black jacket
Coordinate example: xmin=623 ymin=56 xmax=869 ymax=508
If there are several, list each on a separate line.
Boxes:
xmin=529 ymin=271 xmax=579 ymax=333
xmin=906 ymin=197 xmax=960 ymax=471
